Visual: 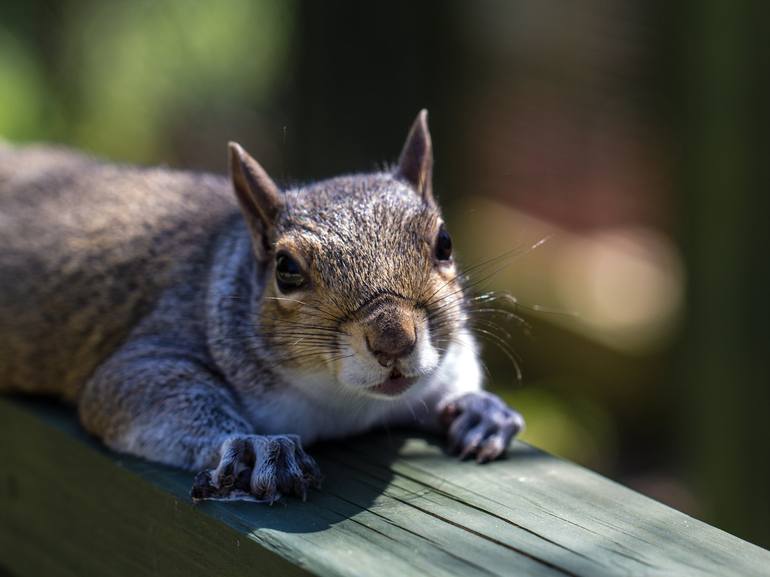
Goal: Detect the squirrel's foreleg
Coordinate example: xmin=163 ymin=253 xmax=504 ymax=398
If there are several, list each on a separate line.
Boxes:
xmin=78 ymin=341 xmax=321 ymax=501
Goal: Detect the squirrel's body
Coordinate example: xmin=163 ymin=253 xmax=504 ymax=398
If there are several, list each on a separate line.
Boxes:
xmin=0 ymin=113 xmax=523 ymax=502
xmin=0 ymin=144 xmax=236 ymax=401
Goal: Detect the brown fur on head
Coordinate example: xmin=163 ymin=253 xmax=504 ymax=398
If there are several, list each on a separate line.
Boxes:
xmin=229 ymin=111 xmax=467 ymax=399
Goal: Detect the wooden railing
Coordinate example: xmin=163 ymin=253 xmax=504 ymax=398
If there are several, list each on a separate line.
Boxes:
xmin=1 ymin=396 xmax=768 ymax=577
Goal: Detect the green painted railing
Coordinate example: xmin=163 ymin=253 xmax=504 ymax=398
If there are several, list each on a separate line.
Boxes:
xmin=1 ymin=396 xmax=768 ymax=577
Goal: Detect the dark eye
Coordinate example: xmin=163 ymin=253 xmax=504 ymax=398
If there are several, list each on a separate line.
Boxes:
xmin=435 ymin=226 xmax=453 ymax=261
xmin=275 ymin=252 xmax=305 ymax=292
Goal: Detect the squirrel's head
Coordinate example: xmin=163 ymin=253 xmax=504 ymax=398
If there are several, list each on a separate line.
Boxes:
xmin=229 ymin=111 xmax=467 ymax=400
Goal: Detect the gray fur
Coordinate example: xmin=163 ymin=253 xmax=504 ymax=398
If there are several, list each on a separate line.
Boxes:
xmin=0 ymin=116 xmax=524 ymax=502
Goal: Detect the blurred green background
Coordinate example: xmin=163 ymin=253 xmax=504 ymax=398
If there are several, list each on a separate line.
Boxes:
xmin=1 ymin=0 xmax=767 ymax=548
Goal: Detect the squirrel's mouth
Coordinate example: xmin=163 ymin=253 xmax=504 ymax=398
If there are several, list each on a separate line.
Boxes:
xmin=369 ymin=368 xmax=417 ymax=397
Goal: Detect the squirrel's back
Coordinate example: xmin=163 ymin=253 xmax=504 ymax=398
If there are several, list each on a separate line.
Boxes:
xmin=0 ymin=144 xmax=238 ymax=399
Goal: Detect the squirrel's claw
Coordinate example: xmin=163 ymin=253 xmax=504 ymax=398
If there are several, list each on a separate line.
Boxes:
xmin=440 ymin=391 xmax=524 ymax=464
xmin=190 ymin=434 xmax=322 ymax=503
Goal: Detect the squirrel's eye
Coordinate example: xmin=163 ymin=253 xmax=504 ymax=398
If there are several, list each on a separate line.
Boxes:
xmin=435 ymin=226 xmax=453 ymax=261
xmin=275 ymin=252 xmax=305 ymax=292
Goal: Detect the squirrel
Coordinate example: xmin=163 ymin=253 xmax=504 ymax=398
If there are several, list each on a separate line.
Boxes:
xmin=0 ymin=110 xmax=524 ymax=502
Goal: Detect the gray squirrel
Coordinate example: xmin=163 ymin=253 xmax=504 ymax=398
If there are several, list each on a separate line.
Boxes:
xmin=0 ymin=110 xmax=523 ymax=502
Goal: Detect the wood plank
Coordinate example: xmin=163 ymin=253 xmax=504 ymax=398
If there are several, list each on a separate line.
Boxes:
xmin=335 ymin=434 xmax=770 ymax=577
xmin=1 ymin=396 xmax=768 ymax=577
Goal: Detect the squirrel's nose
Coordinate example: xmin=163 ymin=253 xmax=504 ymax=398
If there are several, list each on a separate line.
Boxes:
xmin=365 ymin=312 xmax=417 ymax=367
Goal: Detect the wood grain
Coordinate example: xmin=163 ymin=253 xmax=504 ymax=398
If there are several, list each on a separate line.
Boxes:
xmin=1 ymin=397 xmax=767 ymax=577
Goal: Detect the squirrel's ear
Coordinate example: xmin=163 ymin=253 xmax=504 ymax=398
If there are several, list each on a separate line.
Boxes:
xmin=395 ymin=109 xmax=434 ymax=206
xmin=228 ymin=142 xmax=284 ymax=254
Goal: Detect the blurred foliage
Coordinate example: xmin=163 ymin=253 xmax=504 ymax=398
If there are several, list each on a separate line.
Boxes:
xmin=0 ymin=28 xmax=50 ymax=140
xmin=497 ymin=384 xmax=617 ymax=470
xmin=0 ymin=0 xmax=294 ymax=165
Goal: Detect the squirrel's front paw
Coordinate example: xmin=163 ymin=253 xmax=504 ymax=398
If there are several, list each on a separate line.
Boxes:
xmin=439 ymin=391 xmax=524 ymax=464
xmin=190 ymin=434 xmax=322 ymax=503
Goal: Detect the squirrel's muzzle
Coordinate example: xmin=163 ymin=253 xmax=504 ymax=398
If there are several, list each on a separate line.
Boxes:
xmin=362 ymin=303 xmax=417 ymax=367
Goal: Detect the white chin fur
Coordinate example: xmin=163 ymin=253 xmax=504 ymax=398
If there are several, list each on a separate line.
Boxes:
xmin=263 ymin=329 xmax=481 ymax=444
xmin=336 ymin=323 xmax=439 ymax=392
